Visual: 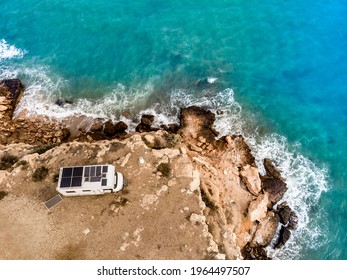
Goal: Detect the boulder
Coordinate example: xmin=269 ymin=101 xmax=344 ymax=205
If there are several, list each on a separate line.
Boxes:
xmin=178 ymin=106 xmax=216 ymax=143
xmin=262 ymin=177 xmax=288 ymax=206
xmin=103 ymin=120 xmax=117 ymax=137
xmin=274 ymin=226 xmax=291 ymax=249
xmin=90 ymin=119 xmax=104 ymax=133
xmin=136 ymin=123 xmax=152 ymax=133
xmin=135 ymin=115 xmax=155 ymax=132
xmin=55 ymin=99 xmax=73 ymax=107
xmin=250 ymin=212 xmax=280 ymax=247
xmin=141 ymin=114 xmax=155 ymax=126
xmin=143 ymin=134 xmax=156 ymax=148
xmin=241 ymin=244 xmax=270 ymax=260
xmin=277 ymin=201 xmax=292 ymax=225
xmin=240 ymin=165 xmax=262 ymax=196
xmin=231 ymin=135 xmax=256 ymax=165
xmin=195 ymin=78 xmax=209 ymax=87
xmin=248 ymin=193 xmax=269 ymax=222
xmin=0 ymin=79 xmax=22 ymax=100
xmin=0 ymin=79 xmax=23 ymax=118
xmin=224 ymin=135 xmax=233 ymax=145
xmin=114 ymin=121 xmax=128 ymax=133
xmin=263 ymin=158 xmax=284 ymax=181
xmin=122 ymin=111 xmax=132 ymax=119
xmin=167 ymin=123 xmax=180 ymax=133
xmin=55 ymin=99 xmax=64 ymax=106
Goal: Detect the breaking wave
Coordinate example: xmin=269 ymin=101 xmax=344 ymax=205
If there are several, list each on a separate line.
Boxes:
xmin=0 ymin=39 xmax=27 ymax=60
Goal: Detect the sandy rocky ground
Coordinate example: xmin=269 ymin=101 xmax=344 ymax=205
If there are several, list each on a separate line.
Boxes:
xmin=0 ymin=79 xmax=297 ymax=260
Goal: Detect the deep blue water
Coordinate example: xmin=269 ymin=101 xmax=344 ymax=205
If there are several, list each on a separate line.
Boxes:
xmin=1 ymin=0 xmax=346 ymax=259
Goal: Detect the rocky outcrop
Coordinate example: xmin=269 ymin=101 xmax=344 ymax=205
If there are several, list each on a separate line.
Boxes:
xmin=0 ymin=79 xmax=298 ymax=260
xmin=0 ymin=80 xmax=72 ymax=145
xmin=103 ymin=120 xmax=128 ymax=137
xmin=240 ymin=165 xmax=262 ymax=196
xmin=277 ymin=201 xmax=292 ymax=225
xmin=262 ymin=177 xmax=288 ymax=207
xmin=274 ymin=226 xmax=291 ymax=249
xmin=179 ymin=106 xmax=216 ymax=144
xmin=263 ymin=158 xmax=285 ymax=181
xmin=136 ymin=114 xmax=158 ymax=133
xmin=248 ymin=193 xmax=269 ymax=222
xmin=0 ymin=79 xmax=23 ymax=120
xmin=250 ymin=212 xmax=280 ymax=247
xmin=242 ymin=244 xmax=271 ymax=260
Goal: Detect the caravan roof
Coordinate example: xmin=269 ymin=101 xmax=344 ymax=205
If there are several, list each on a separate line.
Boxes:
xmin=56 ymin=164 xmax=123 ymax=196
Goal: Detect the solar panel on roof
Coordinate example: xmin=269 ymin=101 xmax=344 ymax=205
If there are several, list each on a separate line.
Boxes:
xmin=60 ymin=177 xmax=72 ymax=188
xmin=91 ymin=166 xmax=96 ymax=176
xmin=96 ymin=166 xmax=101 ymax=176
xmin=102 ymin=166 xmax=108 ymax=173
xmin=62 ymin=168 xmax=73 ymax=177
xmin=73 ymin=167 xmax=83 ymax=177
xmin=71 ymin=176 xmax=82 ymax=187
xmin=101 ymin=179 xmax=107 ymax=186
xmin=84 ymin=166 xmax=90 ymax=177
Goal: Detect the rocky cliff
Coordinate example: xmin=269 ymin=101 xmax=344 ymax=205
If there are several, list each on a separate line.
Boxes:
xmin=0 ymin=79 xmax=297 ymax=260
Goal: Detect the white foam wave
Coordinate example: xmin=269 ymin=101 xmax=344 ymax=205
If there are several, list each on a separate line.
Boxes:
xmin=207 ymin=77 xmax=218 ymax=84
xmin=0 ymin=39 xmax=27 ymax=60
xmin=0 ymin=63 xmax=154 ymax=123
xmin=250 ymin=134 xmax=329 ymax=259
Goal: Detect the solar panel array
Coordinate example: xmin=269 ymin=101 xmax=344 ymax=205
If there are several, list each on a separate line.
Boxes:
xmin=60 ymin=166 xmax=109 ymax=188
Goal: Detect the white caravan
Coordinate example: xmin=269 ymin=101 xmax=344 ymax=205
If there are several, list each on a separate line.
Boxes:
xmin=56 ymin=164 xmax=124 ymax=196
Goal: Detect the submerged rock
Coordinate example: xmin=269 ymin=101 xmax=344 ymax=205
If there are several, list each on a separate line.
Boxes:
xmin=55 ymin=99 xmax=73 ymax=107
xmin=122 ymin=111 xmax=132 ymax=119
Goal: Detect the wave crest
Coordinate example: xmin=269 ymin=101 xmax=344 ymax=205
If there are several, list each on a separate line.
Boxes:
xmin=0 ymin=39 xmax=27 ymax=60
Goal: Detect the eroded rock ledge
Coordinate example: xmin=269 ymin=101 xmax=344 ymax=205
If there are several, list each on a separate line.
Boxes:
xmin=0 ymin=79 xmax=297 ymax=260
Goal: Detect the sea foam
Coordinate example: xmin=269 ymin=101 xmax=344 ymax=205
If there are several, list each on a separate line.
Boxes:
xmin=0 ymin=39 xmax=27 ymax=60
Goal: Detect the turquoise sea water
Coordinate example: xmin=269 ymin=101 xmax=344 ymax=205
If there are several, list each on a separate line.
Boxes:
xmin=1 ymin=0 xmax=346 ymax=259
